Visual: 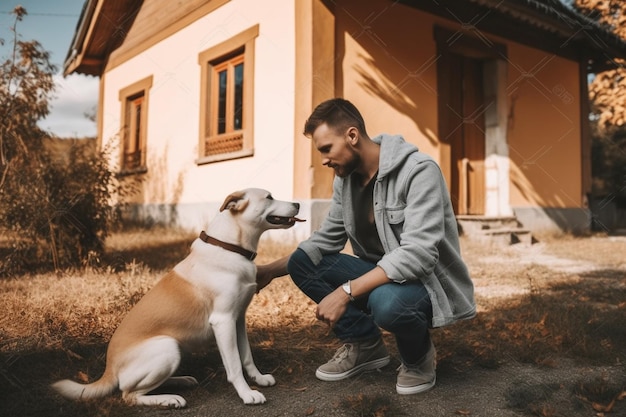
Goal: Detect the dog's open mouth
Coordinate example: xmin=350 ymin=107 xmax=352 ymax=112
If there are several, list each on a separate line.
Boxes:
xmin=266 ymin=215 xmax=306 ymax=225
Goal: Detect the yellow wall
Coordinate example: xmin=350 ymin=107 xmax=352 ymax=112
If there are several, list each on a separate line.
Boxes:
xmin=506 ymin=44 xmax=582 ymax=208
xmin=99 ymin=0 xmax=299 ymax=231
xmin=104 ymin=0 xmax=298 ymax=201
xmin=334 ymin=1 xmax=440 ymax=158
xmin=88 ymin=0 xmax=588 ymax=232
xmin=330 ymin=0 xmax=583 ymax=210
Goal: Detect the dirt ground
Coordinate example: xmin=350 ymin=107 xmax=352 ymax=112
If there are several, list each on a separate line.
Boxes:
xmin=2 ymin=234 xmax=626 ymax=417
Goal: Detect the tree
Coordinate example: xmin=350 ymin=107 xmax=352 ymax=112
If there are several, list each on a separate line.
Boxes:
xmin=574 ymin=0 xmax=626 ymax=203
xmin=0 ymin=7 xmax=119 ymax=274
xmin=0 ymin=6 xmax=54 ymax=173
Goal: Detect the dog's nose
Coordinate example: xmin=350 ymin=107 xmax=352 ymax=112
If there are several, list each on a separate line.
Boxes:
xmin=294 ymin=202 xmax=300 ymax=210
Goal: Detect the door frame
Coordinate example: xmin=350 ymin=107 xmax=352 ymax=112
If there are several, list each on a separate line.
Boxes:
xmin=435 ymin=26 xmax=510 ymax=216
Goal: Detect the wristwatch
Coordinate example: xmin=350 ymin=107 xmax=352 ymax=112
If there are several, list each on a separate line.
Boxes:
xmin=342 ymin=281 xmax=356 ymax=302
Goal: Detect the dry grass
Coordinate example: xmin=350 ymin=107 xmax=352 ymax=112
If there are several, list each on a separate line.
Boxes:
xmin=0 ymin=228 xmax=315 ymax=356
xmin=1 ymin=229 xmax=625 ymax=416
xmin=452 ymin=235 xmax=626 ymax=367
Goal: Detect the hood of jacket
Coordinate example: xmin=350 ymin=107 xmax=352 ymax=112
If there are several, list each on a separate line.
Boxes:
xmin=372 ymin=134 xmax=420 ymax=179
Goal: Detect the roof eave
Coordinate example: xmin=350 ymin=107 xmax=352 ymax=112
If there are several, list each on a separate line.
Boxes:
xmin=63 ymin=0 xmax=100 ymax=77
xmin=63 ymin=0 xmax=142 ymax=77
xmin=399 ymin=0 xmax=626 ymax=72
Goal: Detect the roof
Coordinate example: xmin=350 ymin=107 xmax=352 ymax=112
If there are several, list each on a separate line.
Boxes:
xmin=64 ymin=0 xmax=626 ymax=76
xmin=64 ymin=0 xmax=142 ymax=76
xmin=400 ymin=0 xmax=626 ymax=72
xmin=475 ymin=0 xmax=626 ymax=71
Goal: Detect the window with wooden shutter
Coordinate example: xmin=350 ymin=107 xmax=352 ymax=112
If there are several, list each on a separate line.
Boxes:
xmin=118 ymin=76 xmax=153 ymax=174
xmin=197 ymin=25 xmax=258 ymax=164
xmin=205 ymin=54 xmax=245 ymax=156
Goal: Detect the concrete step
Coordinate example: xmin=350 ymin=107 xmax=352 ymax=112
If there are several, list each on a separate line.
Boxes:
xmin=456 ymin=215 xmax=519 ymax=233
xmin=456 ymin=216 xmax=535 ymax=245
xmin=478 ymin=228 xmax=534 ymax=245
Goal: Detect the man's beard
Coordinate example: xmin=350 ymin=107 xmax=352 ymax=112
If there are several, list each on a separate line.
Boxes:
xmin=332 ymin=148 xmax=361 ymax=178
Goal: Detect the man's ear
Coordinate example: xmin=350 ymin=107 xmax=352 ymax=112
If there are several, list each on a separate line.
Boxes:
xmin=219 ymin=191 xmax=249 ymax=212
xmin=346 ymin=127 xmax=358 ymax=145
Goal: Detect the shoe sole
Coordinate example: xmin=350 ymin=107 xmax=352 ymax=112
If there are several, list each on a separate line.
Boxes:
xmin=396 ymin=376 xmax=436 ymax=395
xmin=315 ymin=356 xmax=391 ymax=382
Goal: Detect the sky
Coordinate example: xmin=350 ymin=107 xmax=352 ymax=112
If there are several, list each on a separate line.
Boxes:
xmin=1 ymin=0 xmax=98 ymax=138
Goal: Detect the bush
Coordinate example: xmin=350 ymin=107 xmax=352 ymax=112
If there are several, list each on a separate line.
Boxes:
xmin=0 ymin=6 xmax=125 ymax=275
xmin=591 ymin=128 xmax=626 ymax=208
xmin=0 ymin=140 xmax=120 ymax=274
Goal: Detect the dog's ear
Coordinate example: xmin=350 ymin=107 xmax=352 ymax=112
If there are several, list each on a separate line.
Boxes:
xmin=220 ymin=191 xmax=249 ymax=213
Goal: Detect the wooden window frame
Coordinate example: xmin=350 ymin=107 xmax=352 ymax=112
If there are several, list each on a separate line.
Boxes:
xmin=211 ymin=54 xmax=244 ymax=141
xmin=197 ymin=25 xmax=258 ymax=164
xmin=118 ymin=75 xmax=153 ymax=175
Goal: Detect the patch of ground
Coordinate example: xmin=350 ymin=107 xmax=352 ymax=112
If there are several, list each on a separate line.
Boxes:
xmin=1 ymin=235 xmax=625 ymax=417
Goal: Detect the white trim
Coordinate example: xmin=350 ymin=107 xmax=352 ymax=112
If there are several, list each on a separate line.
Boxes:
xmin=483 ymin=59 xmax=513 ymax=217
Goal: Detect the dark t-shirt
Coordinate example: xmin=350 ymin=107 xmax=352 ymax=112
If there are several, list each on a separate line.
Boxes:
xmin=352 ymin=173 xmax=385 ymax=262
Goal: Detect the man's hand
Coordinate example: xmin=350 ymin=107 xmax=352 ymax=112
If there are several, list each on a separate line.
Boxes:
xmin=256 ymin=264 xmax=275 ymax=293
xmin=315 ymin=266 xmax=392 ymax=327
xmin=316 ymin=288 xmax=351 ymax=328
xmin=255 ymin=255 xmax=291 ymax=293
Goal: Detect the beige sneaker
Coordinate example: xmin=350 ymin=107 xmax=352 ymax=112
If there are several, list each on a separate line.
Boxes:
xmin=315 ymin=338 xmax=390 ymax=381
xmin=396 ymin=341 xmax=436 ymax=395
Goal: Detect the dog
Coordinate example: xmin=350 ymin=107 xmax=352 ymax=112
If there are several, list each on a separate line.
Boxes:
xmin=52 ymin=188 xmax=303 ymax=408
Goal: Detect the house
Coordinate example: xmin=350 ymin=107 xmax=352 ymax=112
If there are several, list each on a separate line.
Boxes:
xmin=64 ymin=0 xmax=626 ymax=240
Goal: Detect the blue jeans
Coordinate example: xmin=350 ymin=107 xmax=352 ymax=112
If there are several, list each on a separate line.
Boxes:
xmin=287 ymin=249 xmax=433 ymax=365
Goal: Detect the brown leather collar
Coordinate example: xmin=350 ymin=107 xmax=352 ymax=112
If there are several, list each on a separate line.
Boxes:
xmin=199 ymin=231 xmax=257 ymax=261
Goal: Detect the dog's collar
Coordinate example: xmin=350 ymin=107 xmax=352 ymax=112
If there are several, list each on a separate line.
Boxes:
xmin=199 ymin=231 xmax=257 ymax=261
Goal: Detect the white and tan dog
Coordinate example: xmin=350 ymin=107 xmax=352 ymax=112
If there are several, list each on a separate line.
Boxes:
xmin=52 ymin=188 xmax=303 ymax=408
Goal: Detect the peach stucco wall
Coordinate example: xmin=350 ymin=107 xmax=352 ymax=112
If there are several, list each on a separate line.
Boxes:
xmin=506 ymin=44 xmax=582 ymax=208
xmin=334 ymin=1 xmax=440 ymax=158
xmin=99 ymin=0 xmax=586 ymax=233
xmin=100 ymin=0 xmax=298 ymax=230
xmin=332 ymin=0 xmax=583 ymax=211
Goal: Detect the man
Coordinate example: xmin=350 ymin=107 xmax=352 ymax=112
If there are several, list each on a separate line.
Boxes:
xmin=257 ymin=98 xmax=475 ymax=394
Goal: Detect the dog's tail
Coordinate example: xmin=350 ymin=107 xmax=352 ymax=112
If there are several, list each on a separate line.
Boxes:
xmin=51 ymin=370 xmax=117 ymax=401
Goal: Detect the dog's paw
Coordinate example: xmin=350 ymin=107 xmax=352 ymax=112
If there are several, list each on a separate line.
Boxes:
xmin=240 ymin=389 xmax=267 ymax=405
xmin=130 ymin=393 xmax=187 ymax=408
xmin=158 ymin=395 xmax=187 ymax=409
xmin=252 ymin=373 xmax=275 ymax=387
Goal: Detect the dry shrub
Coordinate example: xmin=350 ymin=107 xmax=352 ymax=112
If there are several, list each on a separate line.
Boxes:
xmin=0 ymin=8 xmax=131 ymax=275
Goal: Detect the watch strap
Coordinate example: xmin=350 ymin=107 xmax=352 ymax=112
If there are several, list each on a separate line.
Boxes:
xmin=342 ymin=281 xmax=356 ymax=302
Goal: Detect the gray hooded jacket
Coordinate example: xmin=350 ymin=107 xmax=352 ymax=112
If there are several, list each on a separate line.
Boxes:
xmin=298 ymin=134 xmax=476 ymax=327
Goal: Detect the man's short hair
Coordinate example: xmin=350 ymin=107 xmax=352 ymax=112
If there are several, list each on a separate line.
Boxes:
xmin=303 ymin=98 xmax=367 ymax=137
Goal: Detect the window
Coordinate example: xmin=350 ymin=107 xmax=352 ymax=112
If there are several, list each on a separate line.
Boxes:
xmin=212 ymin=53 xmax=244 ymax=143
xmin=119 ymin=76 xmax=153 ymax=174
xmin=198 ymin=25 xmax=258 ymax=164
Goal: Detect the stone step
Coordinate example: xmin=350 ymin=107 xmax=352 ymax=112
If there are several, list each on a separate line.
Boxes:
xmin=456 ymin=215 xmax=519 ymax=234
xmin=478 ymin=228 xmax=534 ymax=245
xmin=456 ymin=216 xmax=535 ymax=245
